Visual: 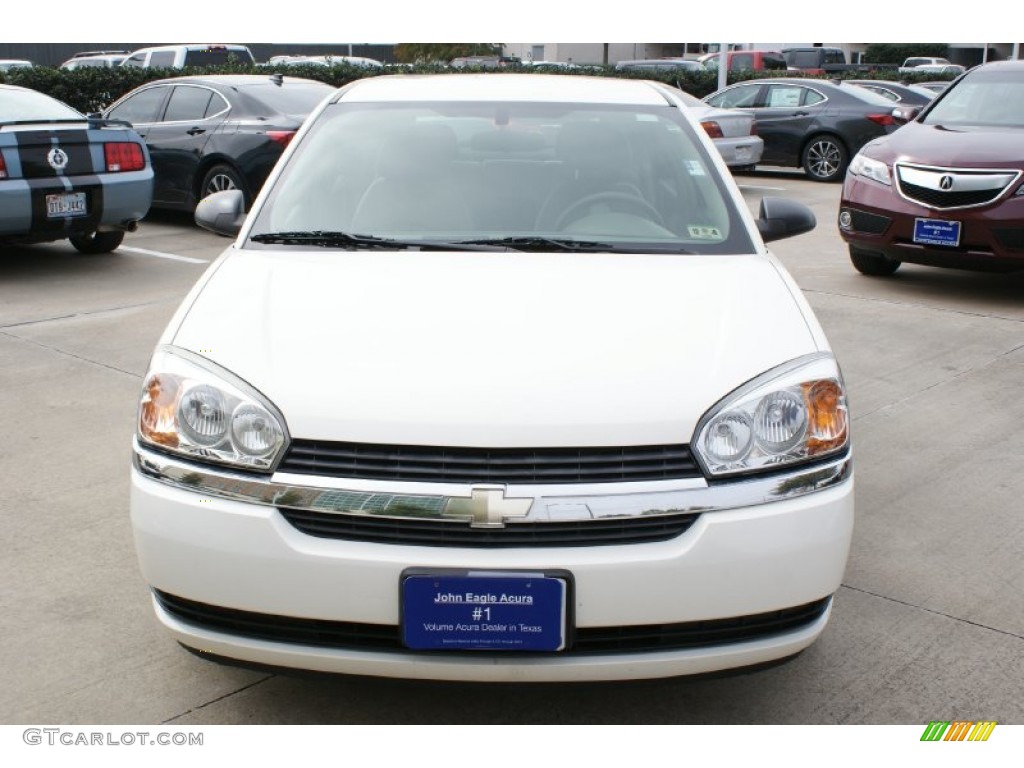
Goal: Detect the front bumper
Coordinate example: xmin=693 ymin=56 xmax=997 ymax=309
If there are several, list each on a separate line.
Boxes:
xmin=839 ymin=175 xmax=1024 ymax=272
xmin=130 ymin=445 xmax=854 ymax=682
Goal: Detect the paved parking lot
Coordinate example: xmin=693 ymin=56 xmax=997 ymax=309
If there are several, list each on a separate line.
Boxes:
xmin=2 ymin=171 xmax=1022 ymax=725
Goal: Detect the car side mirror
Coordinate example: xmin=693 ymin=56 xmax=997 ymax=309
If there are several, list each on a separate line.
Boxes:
xmin=892 ymin=105 xmax=921 ymax=124
xmin=195 ymin=189 xmax=246 ymax=237
xmin=756 ymin=197 xmax=816 ymax=243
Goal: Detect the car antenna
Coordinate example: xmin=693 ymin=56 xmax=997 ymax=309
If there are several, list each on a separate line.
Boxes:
xmin=270 ymin=73 xmax=284 ymax=86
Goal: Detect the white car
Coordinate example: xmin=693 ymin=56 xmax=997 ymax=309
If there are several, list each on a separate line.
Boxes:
xmin=131 ymin=74 xmax=853 ymax=682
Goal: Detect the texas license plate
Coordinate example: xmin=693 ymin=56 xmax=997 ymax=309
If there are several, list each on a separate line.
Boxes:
xmin=46 ymin=192 xmax=87 ymax=218
xmin=401 ymin=571 xmax=569 ymax=651
xmin=913 ymin=218 xmax=960 ymax=247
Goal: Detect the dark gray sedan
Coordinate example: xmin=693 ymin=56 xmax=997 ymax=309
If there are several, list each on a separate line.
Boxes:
xmin=703 ymin=78 xmax=903 ymax=181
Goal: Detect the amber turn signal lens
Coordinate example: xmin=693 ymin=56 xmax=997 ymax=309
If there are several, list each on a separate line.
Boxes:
xmin=140 ymin=373 xmax=181 ymax=448
xmin=803 ymin=379 xmax=848 ymax=454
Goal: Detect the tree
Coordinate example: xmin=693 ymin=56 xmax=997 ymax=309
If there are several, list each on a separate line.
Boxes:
xmin=394 ymin=43 xmax=503 ymax=64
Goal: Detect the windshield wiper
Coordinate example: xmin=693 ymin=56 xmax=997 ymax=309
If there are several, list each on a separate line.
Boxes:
xmin=455 ymin=236 xmax=696 ymax=254
xmin=453 ymin=236 xmax=619 ymax=252
xmin=249 ymin=231 xmax=506 ymax=251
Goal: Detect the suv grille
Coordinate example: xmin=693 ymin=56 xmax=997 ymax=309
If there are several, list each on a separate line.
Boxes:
xmin=898 ymin=182 xmax=1002 ymax=210
xmin=155 ymin=590 xmax=831 ymax=656
xmin=279 ymin=440 xmax=703 ymax=484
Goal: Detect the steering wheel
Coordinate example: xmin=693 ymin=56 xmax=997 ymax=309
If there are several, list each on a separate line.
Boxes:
xmin=555 ymin=192 xmax=665 ymax=230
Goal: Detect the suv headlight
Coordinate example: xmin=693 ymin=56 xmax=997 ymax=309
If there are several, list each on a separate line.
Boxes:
xmin=848 ymin=153 xmax=891 ymax=186
xmin=693 ymin=353 xmax=849 ymax=478
xmin=137 ymin=347 xmax=287 ymax=472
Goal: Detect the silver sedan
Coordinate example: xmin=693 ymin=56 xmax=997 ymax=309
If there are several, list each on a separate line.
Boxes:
xmin=668 ymin=85 xmax=764 ymax=169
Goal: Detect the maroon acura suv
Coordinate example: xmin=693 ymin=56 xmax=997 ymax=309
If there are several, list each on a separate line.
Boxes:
xmin=838 ymin=60 xmax=1024 ymax=275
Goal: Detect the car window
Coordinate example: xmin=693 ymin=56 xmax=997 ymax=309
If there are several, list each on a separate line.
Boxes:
xmin=2 ymin=87 xmax=82 ymax=121
xmin=825 ymin=50 xmax=845 ymax=65
xmin=122 ymin=53 xmax=147 ymax=68
xmin=766 ymin=86 xmax=805 ymax=108
xmin=205 ymin=92 xmax=230 ymax=118
xmin=731 ymin=54 xmax=753 ymax=71
xmin=786 ymin=51 xmax=820 ymax=68
xmin=163 ymin=86 xmax=215 ymax=122
xmin=149 ymin=51 xmax=176 ymax=68
xmin=236 ymin=83 xmax=335 ymax=117
xmin=108 ymin=87 xmax=167 ymax=124
xmin=250 ymin=101 xmax=755 ymax=255
xmin=183 ymin=47 xmax=255 ymax=67
xmin=923 ymin=68 xmax=1024 ymax=128
xmin=707 ymin=85 xmax=760 ymax=108
xmin=762 ymin=54 xmax=787 ymax=70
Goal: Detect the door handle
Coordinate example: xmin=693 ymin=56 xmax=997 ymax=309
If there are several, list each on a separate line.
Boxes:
xmin=186 ymin=127 xmax=206 ymax=136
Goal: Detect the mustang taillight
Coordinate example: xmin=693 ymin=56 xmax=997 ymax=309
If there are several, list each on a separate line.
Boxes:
xmin=267 ymin=130 xmax=297 ymax=149
xmin=865 ymin=113 xmax=896 ymax=127
xmin=700 ymin=121 xmax=724 ymax=139
xmin=0 ymin=151 xmax=7 ymax=179
xmin=105 ymin=142 xmax=145 ymax=172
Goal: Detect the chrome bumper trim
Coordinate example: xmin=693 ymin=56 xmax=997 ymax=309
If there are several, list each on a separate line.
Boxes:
xmin=133 ymin=442 xmax=851 ymax=525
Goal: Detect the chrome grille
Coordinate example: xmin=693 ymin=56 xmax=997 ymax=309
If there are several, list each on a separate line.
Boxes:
xmin=895 ymin=164 xmax=1019 ymax=210
xmin=279 ymin=440 xmax=703 ymax=484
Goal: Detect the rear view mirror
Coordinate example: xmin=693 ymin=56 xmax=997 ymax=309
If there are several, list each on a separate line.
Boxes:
xmin=756 ymin=197 xmax=816 ymax=243
xmin=195 ymin=189 xmax=246 ymax=237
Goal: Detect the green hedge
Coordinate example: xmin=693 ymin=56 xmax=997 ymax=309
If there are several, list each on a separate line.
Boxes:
xmin=0 ymin=61 xmax=960 ymax=114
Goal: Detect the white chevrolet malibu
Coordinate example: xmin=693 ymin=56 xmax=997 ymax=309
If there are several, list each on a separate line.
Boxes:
xmin=131 ymin=74 xmax=853 ymax=682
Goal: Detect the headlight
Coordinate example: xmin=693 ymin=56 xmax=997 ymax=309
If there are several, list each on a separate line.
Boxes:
xmin=694 ymin=353 xmax=849 ymax=478
xmin=848 ymin=153 xmax=891 ymax=186
xmin=138 ymin=347 xmax=287 ymax=471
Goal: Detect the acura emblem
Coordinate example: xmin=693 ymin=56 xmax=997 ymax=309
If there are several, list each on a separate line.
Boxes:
xmin=47 ymin=147 xmax=69 ymax=171
xmin=939 ymin=175 xmax=954 ymax=191
xmin=444 ymin=487 xmax=533 ymax=528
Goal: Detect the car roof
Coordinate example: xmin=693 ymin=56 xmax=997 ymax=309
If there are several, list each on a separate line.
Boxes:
xmin=135 ymin=74 xmax=330 ymax=88
xmin=338 ymin=74 xmax=672 ymax=105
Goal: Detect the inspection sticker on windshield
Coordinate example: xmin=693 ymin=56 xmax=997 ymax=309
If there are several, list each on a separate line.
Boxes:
xmin=684 ymin=160 xmax=707 ymax=176
xmin=688 ymin=225 xmax=722 ymax=239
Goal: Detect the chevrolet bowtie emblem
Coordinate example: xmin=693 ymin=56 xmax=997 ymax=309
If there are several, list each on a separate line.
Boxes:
xmin=443 ymin=487 xmax=533 ymax=528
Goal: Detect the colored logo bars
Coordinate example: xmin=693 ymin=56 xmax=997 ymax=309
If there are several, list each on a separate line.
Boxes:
xmin=921 ymin=721 xmax=997 ymax=742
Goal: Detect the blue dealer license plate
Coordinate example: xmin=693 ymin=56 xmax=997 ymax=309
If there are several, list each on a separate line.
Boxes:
xmin=401 ymin=571 xmax=568 ymax=651
xmin=913 ymin=218 xmax=961 ymax=247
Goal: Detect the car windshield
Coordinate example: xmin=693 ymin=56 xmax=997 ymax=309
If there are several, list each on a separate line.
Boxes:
xmin=922 ymin=68 xmax=1024 ymax=128
xmin=248 ymin=101 xmax=754 ymax=255
xmin=1 ymin=87 xmax=82 ymax=121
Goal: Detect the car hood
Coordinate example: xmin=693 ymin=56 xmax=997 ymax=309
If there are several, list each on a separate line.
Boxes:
xmin=863 ymin=121 xmax=1024 ymax=168
xmin=171 ymin=250 xmax=819 ymax=447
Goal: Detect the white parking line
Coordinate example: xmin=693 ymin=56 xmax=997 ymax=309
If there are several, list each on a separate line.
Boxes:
xmin=119 ymin=246 xmax=209 ymax=264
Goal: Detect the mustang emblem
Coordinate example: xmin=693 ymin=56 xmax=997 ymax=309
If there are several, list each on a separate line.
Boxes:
xmin=47 ymin=147 xmax=70 ymax=171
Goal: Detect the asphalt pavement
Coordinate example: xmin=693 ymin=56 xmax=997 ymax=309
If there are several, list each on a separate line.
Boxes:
xmin=1 ymin=173 xmax=1022 ymax=725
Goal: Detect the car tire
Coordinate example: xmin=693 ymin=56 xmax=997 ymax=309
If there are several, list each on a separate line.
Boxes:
xmin=849 ymin=245 xmax=901 ymax=276
xmin=69 ymin=230 xmax=125 ymax=255
xmin=802 ymin=135 xmax=849 ymax=182
xmin=199 ymin=164 xmax=250 ymax=209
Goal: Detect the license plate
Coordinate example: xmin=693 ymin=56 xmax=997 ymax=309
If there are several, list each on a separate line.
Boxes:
xmin=913 ymin=218 xmax=960 ymax=247
xmin=735 ymin=145 xmax=752 ymax=161
xmin=401 ymin=571 xmax=569 ymax=652
xmin=46 ymin=192 xmax=87 ymax=218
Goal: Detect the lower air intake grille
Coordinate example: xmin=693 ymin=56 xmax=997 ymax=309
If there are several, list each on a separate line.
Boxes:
xmin=155 ymin=591 xmax=831 ymax=655
xmin=278 ymin=508 xmax=700 ymax=547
